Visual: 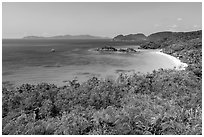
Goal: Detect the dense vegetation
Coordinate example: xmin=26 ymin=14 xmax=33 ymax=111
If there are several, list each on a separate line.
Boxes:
xmin=2 ymin=30 xmax=202 ymax=135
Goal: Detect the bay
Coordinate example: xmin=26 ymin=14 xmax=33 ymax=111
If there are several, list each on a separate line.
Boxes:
xmin=2 ymin=39 xmax=177 ymax=87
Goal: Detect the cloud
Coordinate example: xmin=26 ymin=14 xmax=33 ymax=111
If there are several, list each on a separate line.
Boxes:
xmin=167 ymin=24 xmax=178 ymax=31
xmin=171 ymin=24 xmax=178 ymax=28
xmin=177 ymin=18 xmax=183 ymax=21
xmin=193 ymin=25 xmax=198 ymax=28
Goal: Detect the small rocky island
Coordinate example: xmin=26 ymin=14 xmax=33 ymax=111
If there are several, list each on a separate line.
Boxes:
xmin=95 ymin=46 xmax=139 ymax=53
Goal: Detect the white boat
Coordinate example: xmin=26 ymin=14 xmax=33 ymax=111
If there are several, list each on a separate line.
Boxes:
xmin=50 ymin=49 xmax=55 ymax=52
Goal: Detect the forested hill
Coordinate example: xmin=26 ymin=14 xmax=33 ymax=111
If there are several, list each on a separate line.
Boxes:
xmin=2 ymin=30 xmax=202 ymax=135
xmin=113 ymin=30 xmax=201 ymax=43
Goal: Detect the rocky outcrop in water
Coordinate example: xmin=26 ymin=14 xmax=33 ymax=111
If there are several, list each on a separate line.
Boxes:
xmin=96 ymin=46 xmax=118 ymax=52
xmin=95 ymin=46 xmax=138 ymax=53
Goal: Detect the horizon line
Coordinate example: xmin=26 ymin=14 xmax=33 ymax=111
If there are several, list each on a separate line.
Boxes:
xmin=2 ymin=29 xmax=202 ymax=39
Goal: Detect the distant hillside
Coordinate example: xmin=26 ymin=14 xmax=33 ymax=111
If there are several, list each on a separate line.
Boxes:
xmin=147 ymin=30 xmax=202 ymax=42
xmin=23 ymin=35 xmax=110 ymax=40
xmin=147 ymin=31 xmax=173 ymax=42
xmin=139 ymin=30 xmax=202 ymax=49
xmin=113 ymin=33 xmax=147 ymax=41
xmin=113 ymin=30 xmax=202 ymax=43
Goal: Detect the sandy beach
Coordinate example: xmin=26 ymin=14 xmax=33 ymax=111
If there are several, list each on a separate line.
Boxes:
xmin=155 ymin=50 xmax=188 ymax=70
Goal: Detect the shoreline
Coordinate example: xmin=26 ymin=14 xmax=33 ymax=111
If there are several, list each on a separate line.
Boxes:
xmin=154 ymin=49 xmax=188 ymax=70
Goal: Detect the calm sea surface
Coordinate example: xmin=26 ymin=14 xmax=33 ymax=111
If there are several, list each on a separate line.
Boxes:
xmin=3 ymin=39 xmax=177 ymax=87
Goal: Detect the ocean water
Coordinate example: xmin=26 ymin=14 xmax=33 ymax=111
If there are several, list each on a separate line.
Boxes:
xmin=3 ymin=39 xmax=177 ymax=87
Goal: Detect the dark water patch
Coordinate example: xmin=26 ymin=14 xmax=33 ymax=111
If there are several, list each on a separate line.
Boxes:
xmin=62 ymin=80 xmax=69 ymax=83
xmin=76 ymin=72 xmax=91 ymax=75
xmin=115 ymin=69 xmax=135 ymax=73
xmin=75 ymin=72 xmax=101 ymax=78
xmin=2 ymin=71 xmax=13 ymax=76
xmin=43 ymin=64 xmax=62 ymax=68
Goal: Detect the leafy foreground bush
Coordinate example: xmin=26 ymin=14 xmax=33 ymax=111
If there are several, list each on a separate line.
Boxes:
xmin=2 ymin=69 xmax=202 ymax=135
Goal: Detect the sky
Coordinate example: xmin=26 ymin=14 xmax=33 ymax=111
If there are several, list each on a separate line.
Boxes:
xmin=2 ymin=2 xmax=202 ymax=38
